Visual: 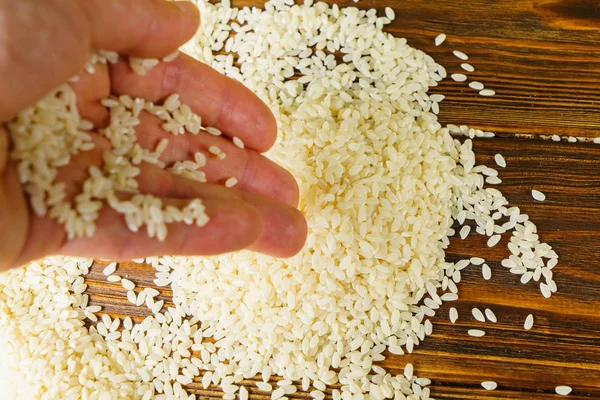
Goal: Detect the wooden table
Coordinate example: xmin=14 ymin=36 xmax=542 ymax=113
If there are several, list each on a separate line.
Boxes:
xmin=86 ymin=0 xmax=600 ymax=398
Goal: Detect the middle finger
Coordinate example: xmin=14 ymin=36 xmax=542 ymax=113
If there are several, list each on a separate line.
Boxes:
xmin=134 ymin=111 xmax=300 ymax=206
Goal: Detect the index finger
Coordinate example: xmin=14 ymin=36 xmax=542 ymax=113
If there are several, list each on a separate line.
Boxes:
xmin=109 ymin=54 xmax=278 ymax=153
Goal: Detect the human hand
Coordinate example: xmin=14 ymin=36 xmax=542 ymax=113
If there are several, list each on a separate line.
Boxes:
xmin=0 ymin=0 xmax=307 ymax=271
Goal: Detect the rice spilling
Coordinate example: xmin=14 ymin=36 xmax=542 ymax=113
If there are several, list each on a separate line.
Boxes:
xmin=0 ymin=0 xmax=561 ymax=399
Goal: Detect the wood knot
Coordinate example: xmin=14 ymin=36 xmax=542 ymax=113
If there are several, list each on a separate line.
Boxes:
xmin=534 ymin=0 xmax=600 ymax=30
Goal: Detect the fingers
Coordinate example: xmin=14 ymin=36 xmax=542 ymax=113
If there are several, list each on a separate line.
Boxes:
xmin=70 ymin=64 xmax=111 ymax=128
xmin=10 ymin=140 xmax=305 ymax=265
xmin=135 ymin=164 xmax=308 ymax=257
xmin=109 ymin=54 xmax=278 ymax=152
xmin=59 ymin=197 xmax=262 ymax=260
xmin=134 ymin=112 xmax=300 ymax=206
xmin=80 ymin=0 xmax=200 ymax=58
xmin=244 ymin=192 xmax=307 ymax=258
xmin=14 ymin=195 xmax=263 ymax=264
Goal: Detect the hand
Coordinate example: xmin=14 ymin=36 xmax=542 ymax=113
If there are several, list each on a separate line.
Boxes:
xmin=0 ymin=0 xmax=307 ymax=271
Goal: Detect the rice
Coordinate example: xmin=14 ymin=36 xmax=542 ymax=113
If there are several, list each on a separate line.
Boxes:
xmin=126 ymin=290 xmax=137 ymax=304
xmin=594 ymin=137 xmax=600 ymax=144
xmin=482 ymin=263 xmax=492 ymax=280
xmin=225 ymin=177 xmax=238 ymax=188
xmin=385 ymin=6 xmax=395 ymax=19
xmin=102 ymin=262 xmax=118 ymax=276
xmin=469 ymin=81 xmax=485 ymax=90
xmin=524 ymin=314 xmax=534 ymax=330
xmin=451 ymin=73 xmax=468 ymax=82
xmin=208 ymin=145 xmax=222 ymax=156
xmin=471 ymin=257 xmax=485 ymax=266
xmin=435 ymin=33 xmax=447 ymax=46
xmin=468 ymin=329 xmax=486 ymax=337
xmin=257 ymin=382 xmax=273 ymax=391
xmin=453 ymin=50 xmax=469 ymax=60
xmin=232 ymin=136 xmax=245 ymax=149
xmin=479 ymin=89 xmax=496 ymax=96
xmin=450 ymin=307 xmax=459 ymax=323
xmin=403 ymin=363 xmax=414 ymax=380
xmin=0 ymin=1 xmax=564 ymax=398
xmin=552 ymin=134 xmax=561 ymax=142
xmin=441 ymin=293 xmax=458 ymax=301
xmin=460 ymin=225 xmax=471 ymax=239
xmin=472 ymin=308 xmax=486 ymax=322
xmin=494 ymin=154 xmax=506 ymax=168
xmin=458 ymin=64 xmax=474 ymax=73
xmin=532 ymin=189 xmax=546 ymax=201
xmin=487 ymin=235 xmax=501 ymax=247
xmin=206 ymin=126 xmax=222 ymax=136
xmin=555 ymin=386 xmax=572 ymax=395
xmin=121 ymin=279 xmax=135 ymax=291
xmin=481 ymin=381 xmax=498 ymax=390
xmin=163 ymin=50 xmax=180 ymax=63
xmin=484 ymin=308 xmax=497 ymax=323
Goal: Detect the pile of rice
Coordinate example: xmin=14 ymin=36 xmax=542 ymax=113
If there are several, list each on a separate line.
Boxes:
xmin=0 ymin=1 xmax=559 ymax=399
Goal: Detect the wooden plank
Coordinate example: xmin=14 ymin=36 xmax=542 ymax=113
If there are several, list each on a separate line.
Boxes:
xmin=380 ymin=0 xmax=600 ymax=139
xmin=83 ymin=0 xmax=600 ymax=398
xmin=86 ymin=138 xmax=600 ymax=399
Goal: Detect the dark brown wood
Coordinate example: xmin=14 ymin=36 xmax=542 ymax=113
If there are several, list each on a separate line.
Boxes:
xmin=84 ymin=1 xmax=600 ymax=399
xmin=86 ymin=137 xmax=600 ymax=400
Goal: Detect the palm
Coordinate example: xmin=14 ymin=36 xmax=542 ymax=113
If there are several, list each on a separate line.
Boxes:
xmin=2 ymin=55 xmax=306 ymax=269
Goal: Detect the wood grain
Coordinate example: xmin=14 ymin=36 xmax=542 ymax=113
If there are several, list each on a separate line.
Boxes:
xmin=86 ymin=139 xmax=600 ymax=399
xmin=84 ymin=1 xmax=600 ymax=399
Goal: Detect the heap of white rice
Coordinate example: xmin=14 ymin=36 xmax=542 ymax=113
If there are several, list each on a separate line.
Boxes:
xmin=0 ymin=1 xmax=559 ymax=399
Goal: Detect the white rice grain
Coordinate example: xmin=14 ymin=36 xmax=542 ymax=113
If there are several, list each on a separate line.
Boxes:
xmin=453 ymin=50 xmax=469 ymax=60
xmin=482 ymin=263 xmax=492 ymax=280
xmin=225 ymin=177 xmax=238 ymax=188
xmin=524 ymin=314 xmax=534 ymax=330
xmin=487 ymin=235 xmax=501 ymax=248
xmin=531 ymin=189 xmax=546 ymax=201
xmin=102 ymin=262 xmax=117 ymax=276
xmin=232 ymin=136 xmax=245 ymax=149
xmin=484 ymin=309 xmax=497 ymax=323
xmin=479 ymin=89 xmax=496 ymax=96
xmin=449 ymin=307 xmax=459 ymax=323
xmin=494 ymin=154 xmax=506 ymax=168
xmin=468 ymin=329 xmax=486 ymax=337
xmin=555 ymin=386 xmax=572 ymax=396
xmin=434 ymin=33 xmax=447 ymax=46
xmin=384 ymin=7 xmax=395 ymax=20
xmin=121 ymin=279 xmax=135 ymax=291
xmin=459 ymin=225 xmax=471 ymax=239
xmin=469 ymin=81 xmax=484 ymax=90
xmin=472 ymin=308 xmax=485 ymax=322
xmin=461 ymin=63 xmax=475 ymax=72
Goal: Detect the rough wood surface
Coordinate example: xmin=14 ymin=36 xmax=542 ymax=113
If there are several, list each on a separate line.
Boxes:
xmin=85 ymin=1 xmax=600 ymax=398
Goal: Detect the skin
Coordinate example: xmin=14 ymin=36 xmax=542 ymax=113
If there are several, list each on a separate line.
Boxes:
xmin=0 ymin=0 xmax=307 ymax=271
